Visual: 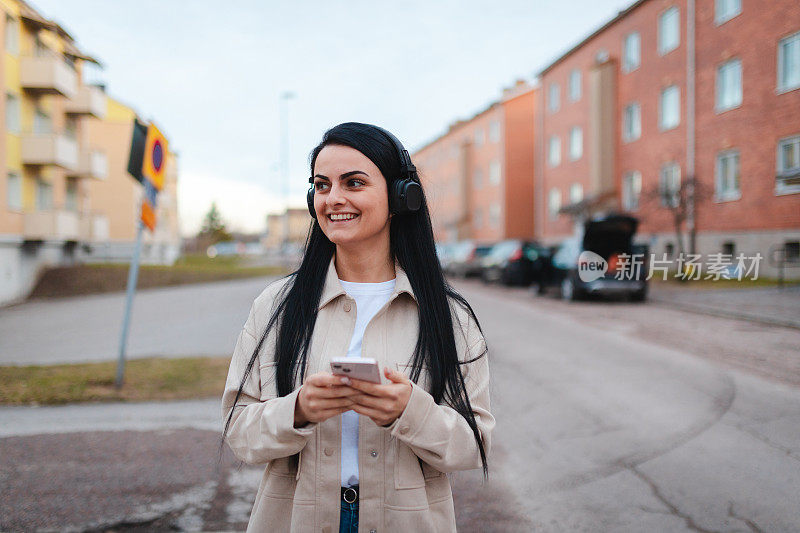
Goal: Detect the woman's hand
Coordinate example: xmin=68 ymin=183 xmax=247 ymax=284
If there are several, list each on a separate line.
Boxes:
xmin=294 ymin=372 xmax=359 ymax=428
xmin=341 ymin=367 xmax=412 ymax=427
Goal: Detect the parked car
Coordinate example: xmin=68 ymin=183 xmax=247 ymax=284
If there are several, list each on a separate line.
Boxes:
xmin=540 ymin=214 xmax=649 ymax=301
xmin=435 ymin=242 xmax=456 ymax=272
xmin=480 ymin=239 xmax=550 ymax=286
xmin=447 ymin=240 xmax=493 ymax=278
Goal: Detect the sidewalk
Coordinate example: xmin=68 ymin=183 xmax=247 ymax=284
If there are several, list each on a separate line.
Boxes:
xmin=649 ymin=282 xmax=800 ymax=330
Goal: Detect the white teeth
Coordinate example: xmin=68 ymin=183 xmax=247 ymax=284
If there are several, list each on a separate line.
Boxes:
xmin=329 ymin=213 xmax=358 ymax=221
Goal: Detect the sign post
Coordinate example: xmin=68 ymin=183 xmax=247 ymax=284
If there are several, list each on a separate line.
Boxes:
xmin=115 ymin=120 xmax=168 ymax=389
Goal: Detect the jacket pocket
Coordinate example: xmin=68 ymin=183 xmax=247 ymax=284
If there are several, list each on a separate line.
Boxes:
xmin=394 ymin=439 xmax=426 ymax=489
xmin=420 ymin=459 xmax=445 ymax=480
xmin=258 ymin=361 xmax=277 ymax=401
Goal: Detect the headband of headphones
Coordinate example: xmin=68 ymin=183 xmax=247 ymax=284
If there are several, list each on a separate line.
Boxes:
xmin=307 ymin=124 xmax=422 ymax=219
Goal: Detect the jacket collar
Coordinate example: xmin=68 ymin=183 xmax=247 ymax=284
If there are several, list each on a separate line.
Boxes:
xmin=318 ymin=253 xmax=416 ymax=310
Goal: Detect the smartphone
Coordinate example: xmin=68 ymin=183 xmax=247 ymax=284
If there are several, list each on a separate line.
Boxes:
xmin=330 ymin=357 xmax=382 ymax=384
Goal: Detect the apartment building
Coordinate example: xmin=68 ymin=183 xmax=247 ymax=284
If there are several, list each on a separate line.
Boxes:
xmin=414 ymin=80 xmax=537 ymax=244
xmin=537 ymin=0 xmax=800 ymax=279
xmin=262 ymin=207 xmax=312 ymax=250
xmin=0 ymin=0 xmax=180 ymax=306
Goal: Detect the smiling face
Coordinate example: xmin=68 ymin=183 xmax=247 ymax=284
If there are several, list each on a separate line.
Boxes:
xmin=312 ymin=144 xmax=392 ymax=252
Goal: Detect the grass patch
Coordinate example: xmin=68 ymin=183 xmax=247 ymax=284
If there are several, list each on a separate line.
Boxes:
xmin=28 ymin=254 xmax=289 ymax=300
xmin=0 ymin=356 xmax=232 ymax=405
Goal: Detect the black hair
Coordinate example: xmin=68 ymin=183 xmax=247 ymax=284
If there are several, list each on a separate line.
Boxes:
xmin=220 ymin=122 xmax=489 ymax=479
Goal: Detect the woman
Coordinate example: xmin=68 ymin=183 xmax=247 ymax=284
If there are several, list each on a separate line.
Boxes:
xmin=220 ymin=122 xmax=494 ymax=533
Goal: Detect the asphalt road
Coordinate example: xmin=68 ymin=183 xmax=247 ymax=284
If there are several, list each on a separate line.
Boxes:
xmin=1 ymin=277 xmax=799 ymax=531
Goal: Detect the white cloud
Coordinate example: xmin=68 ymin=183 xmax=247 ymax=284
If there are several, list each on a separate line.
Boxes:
xmin=177 ymin=172 xmax=294 ymax=237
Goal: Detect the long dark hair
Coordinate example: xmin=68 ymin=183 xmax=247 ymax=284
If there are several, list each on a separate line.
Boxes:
xmin=220 ymin=122 xmax=489 ymax=478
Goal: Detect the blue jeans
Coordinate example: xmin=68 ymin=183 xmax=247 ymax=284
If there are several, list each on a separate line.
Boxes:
xmin=340 ymin=499 xmax=358 ymax=533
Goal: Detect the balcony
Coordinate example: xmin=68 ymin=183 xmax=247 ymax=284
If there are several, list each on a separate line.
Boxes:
xmin=21 ymin=133 xmax=79 ymax=170
xmin=65 ymin=84 xmax=106 ymax=118
xmin=79 ymin=211 xmax=109 ymax=242
xmin=71 ymin=149 xmax=108 ymax=180
xmin=20 ymin=55 xmax=78 ymax=98
xmin=23 ymin=209 xmax=80 ymax=241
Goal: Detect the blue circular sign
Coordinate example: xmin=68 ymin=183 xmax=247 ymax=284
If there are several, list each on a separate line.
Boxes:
xmin=153 ymin=140 xmax=163 ymax=172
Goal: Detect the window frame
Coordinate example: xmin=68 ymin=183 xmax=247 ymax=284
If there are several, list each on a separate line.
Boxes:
xmin=777 ymin=31 xmax=800 ymax=94
xmin=548 ymin=188 xmax=561 ymax=220
xmin=659 ymin=85 xmax=680 ymax=131
xmin=623 ymin=102 xmax=642 ymax=142
xmin=568 ymin=69 xmax=581 ymax=102
xmin=489 ymin=159 xmax=501 ymax=185
xmin=776 ymin=135 xmax=800 ymax=195
xmin=714 ymin=0 xmax=741 ymax=26
xmin=548 ymin=135 xmax=561 ymax=167
xmin=715 ymin=149 xmax=741 ymax=202
xmin=659 ymin=162 xmax=681 ymax=207
xmin=6 ymin=172 xmax=22 ymax=211
xmin=622 ymin=170 xmax=642 ymax=211
xmin=716 ymin=58 xmax=742 ymax=113
xmin=548 ymin=82 xmax=560 ymax=113
xmin=569 ymin=126 xmax=583 ymax=161
xmin=658 ymin=6 xmax=680 ymax=56
xmin=623 ymin=31 xmax=641 ymax=73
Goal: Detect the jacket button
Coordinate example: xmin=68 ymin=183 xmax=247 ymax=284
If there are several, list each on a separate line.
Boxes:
xmin=370 ymin=450 xmax=378 ymax=457
xmin=399 ymin=426 xmax=409 ymax=435
xmin=343 ymin=301 xmax=352 ymax=312
xmin=324 ymin=447 xmax=333 ymax=456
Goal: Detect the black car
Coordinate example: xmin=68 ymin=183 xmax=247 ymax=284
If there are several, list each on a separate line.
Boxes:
xmin=540 ymin=214 xmax=649 ymax=301
xmin=480 ymin=239 xmax=549 ymax=286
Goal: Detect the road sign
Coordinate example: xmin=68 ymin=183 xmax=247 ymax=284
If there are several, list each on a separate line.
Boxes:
xmin=143 ymin=123 xmax=168 ymax=191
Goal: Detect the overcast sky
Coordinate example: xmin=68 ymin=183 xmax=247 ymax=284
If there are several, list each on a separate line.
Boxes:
xmin=30 ymin=0 xmax=632 ymax=237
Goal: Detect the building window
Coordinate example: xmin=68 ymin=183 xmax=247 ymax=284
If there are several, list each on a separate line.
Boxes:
xmin=665 ymin=242 xmax=675 ymax=258
xmin=548 ymin=83 xmax=560 ymax=113
xmin=489 ymin=160 xmax=501 ymax=185
xmin=716 ymin=58 xmax=742 ymax=112
xmin=623 ymin=32 xmax=641 ymax=72
xmin=715 ymin=0 xmax=741 ymax=25
xmin=548 ymin=136 xmax=561 ymax=167
xmin=474 ymin=128 xmax=485 ymax=146
xmin=722 ymin=241 xmax=736 ymax=256
xmin=5 ymin=93 xmax=20 ymax=134
xmin=7 ymin=172 xmax=22 ymax=210
xmin=35 ymin=177 xmax=53 ymax=210
xmin=623 ymin=102 xmax=642 ymax=142
xmin=716 ymin=150 xmax=741 ymax=200
xmin=33 ymin=36 xmax=48 ymax=57
xmin=34 ymin=107 xmax=51 ymax=134
xmin=489 ymin=204 xmax=501 ymax=228
xmin=569 ymin=127 xmax=583 ymax=160
xmin=489 ymin=120 xmax=501 ymax=143
xmin=658 ymin=6 xmax=680 ymax=55
xmin=65 ymin=116 xmax=79 ymax=139
xmin=65 ymin=177 xmax=78 ymax=211
xmin=569 ymin=183 xmax=583 ymax=204
xmin=568 ymin=69 xmax=581 ymax=102
xmin=778 ymin=31 xmax=800 ymax=93
xmin=5 ymin=14 xmax=18 ymax=55
xmin=548 ymin=188 xmax=561 ymax=219
xmin=622 ymin=171 xmax=642 ymax=211
xmin=659 ymin=85 xmax=680 ymax=131
xmin=473 ymin=207 xmax=483 ymax=228
xmin=777 ymin=135 xmax=800 ymax=193
xmin=785 ymin=241 xmax=800 ymax=262
xmin=659 ymin=162 xmax=681 ymax=207
xmin=473 ymin=168 xmax=482 ymax=188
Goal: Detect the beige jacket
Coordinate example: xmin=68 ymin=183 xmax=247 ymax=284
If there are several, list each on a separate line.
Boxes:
xmin=221 ymin=255 xmax=494 ymax=533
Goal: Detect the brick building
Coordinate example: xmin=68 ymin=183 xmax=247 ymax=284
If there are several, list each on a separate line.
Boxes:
xmin=413 ymin=80 xmax=537 ymax=244
xmin=537 ymin=0 xmax=800 ymax=278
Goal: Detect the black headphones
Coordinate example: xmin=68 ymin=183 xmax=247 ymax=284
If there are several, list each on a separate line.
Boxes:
xmin=307 ymin=124 xmax=423 ymax=220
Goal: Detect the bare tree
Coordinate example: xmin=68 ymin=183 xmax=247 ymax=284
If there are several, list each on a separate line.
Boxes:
xmin=639 ymin=174 xmax=711 ymax=259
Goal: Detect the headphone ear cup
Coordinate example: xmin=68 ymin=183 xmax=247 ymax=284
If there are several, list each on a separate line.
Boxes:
xmin=307 ymin=187 xmax=316 ymax=219
xmin=391 ymin=179 xmax=422 ymax=214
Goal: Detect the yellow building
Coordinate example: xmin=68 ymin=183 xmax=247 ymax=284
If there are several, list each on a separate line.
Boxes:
xmin=0 ymin=0 xmax=180 ymax=306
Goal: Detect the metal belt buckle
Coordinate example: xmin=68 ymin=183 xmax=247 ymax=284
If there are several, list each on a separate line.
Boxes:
xmin=343 ymin=486 xmax=358 ymax=504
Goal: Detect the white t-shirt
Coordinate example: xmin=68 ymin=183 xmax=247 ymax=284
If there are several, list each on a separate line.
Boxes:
xmin=337 ymin=277 xmax=396 ymax=488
